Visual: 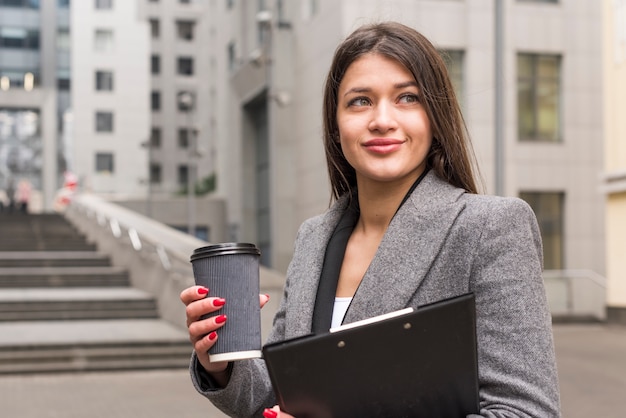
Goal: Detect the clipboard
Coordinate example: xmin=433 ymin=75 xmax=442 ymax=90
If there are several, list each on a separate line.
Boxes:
xmin=262 ymin=293 xmax=479 ymax=418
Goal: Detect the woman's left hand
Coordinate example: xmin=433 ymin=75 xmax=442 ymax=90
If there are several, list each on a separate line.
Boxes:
xmin=263 ymin=405 xmax=295 ymax=418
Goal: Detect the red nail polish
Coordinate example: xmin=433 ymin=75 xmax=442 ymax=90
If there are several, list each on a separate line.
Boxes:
xmin=197 ymin=287 xmax=209 ymax=295
xmin=215 ymin=315 xmax=227 ymax=324
xmin=212 ymin=298 xmax=226 ymax=307
xmin=263 ymin=409 xmax=278 ymax=418
xmin=208 ymin=331 xmax=217 ymax=341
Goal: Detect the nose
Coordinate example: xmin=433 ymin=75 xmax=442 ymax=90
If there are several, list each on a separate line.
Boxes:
xmin=368 ymin=101 xmax=398 ymax=133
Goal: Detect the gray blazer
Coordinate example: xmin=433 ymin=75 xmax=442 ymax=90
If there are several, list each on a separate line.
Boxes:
xmin=192 ymin=171 xmax=561 ymax=417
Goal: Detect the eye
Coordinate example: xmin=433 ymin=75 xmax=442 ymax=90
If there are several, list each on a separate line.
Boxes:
xmin=347 ymin=96 xmax=371 ymax=107
xmin=398 ymin=93 xmax=420 ymax=104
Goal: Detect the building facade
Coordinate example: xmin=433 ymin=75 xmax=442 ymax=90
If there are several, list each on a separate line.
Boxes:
xmin=0 ymin=0 xmax=70 ymax=211
xmin=604 ymin=0 xmax=626 ymax=324
xmin=210 ymin=0 xmax=605 ymax=287
xmin=71 ymin=0 xmax=150 ymax=198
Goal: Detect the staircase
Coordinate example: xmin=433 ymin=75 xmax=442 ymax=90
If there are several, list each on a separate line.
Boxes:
xmin=0 ymin=213 xmax=193 ymax=374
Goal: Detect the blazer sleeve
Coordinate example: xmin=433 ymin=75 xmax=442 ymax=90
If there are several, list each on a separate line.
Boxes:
xmin=186 ymin=222 xmax=310 ymax=418
xmin=467 ymin=197 xmax=561 ymax=417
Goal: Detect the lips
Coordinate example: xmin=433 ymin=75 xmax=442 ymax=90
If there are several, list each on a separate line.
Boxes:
xmin=363 ymin=138 xmax=404 ymax=154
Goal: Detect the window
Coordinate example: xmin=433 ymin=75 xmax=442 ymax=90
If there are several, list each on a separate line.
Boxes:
xmin=177 ymin=57 xmax=194 ymax=76
xmin=178 ymin=164 xmax=189 ymax=186
xmin=178 ymin=128 xmax=189 ymax=148
xmin=441 ymin=50 xmax=464 ymax=110
xmin=151 ymin=91 xmax=161 ymax=111
xmin=57 ymin=68 xmax=70 ymax=90
xmin=228 ymin=42 xmax=236 ymax=71
xmin=517 ymin=53 xmax=561 ymax=142
xmin=0 ymin=0 xmax=40 ymax=8
xmin=95 ymin=70 xmax=113 ymax=91
xmin=0 ymin=69 xmax=40 ymax=89
xmin=95 ymin=111 xmax=113 ymax=132
xmin=150 ymin=163 xmax=161 ymax=184
xmin=95 ymin=152 xmax=114 ymax=173
xmin=519 ymin=191 xmax=564 ymax=269
xmin=94 ymin=29 xmax=114 ymax=51
xmin=95 ymin=0 xmax=112 ymax=9
xmin=150 ymin=19 xmax=160 ymax=38
xmin=57 ymin=28 xmax=70 ymax=50
xmin=177 ymin=91 xmax=194 ymax=111
xmin=150 ymin=127 xmax=161 ymax=148
xmin=176 ymin=20 xmax=195 ymax=41
xmin=0 ymin=27 xmax=39 ymax=49
xmin=151 ymin=54 xmax=160 ymax=75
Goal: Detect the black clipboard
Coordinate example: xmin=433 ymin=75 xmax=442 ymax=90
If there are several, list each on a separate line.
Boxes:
xmin=262 ymin=293 xmax=479 ymax=418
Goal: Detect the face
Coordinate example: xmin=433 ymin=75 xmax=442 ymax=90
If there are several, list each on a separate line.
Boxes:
xmin=336 ymin=53 xmax=432 ymax=188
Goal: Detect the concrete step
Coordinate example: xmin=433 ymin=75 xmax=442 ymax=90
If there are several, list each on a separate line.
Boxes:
xmin=0 ymin=251 xmax=111 ymax=267
xmin=0 ymin=266 xmax=128 ymax=287
xmin=0 ymin=288 xmax=159 ymax=321
xmin=0 ymin=242 xmax=97 ymax=251
xmin=0 ymin=319 xmax=192 ymax=374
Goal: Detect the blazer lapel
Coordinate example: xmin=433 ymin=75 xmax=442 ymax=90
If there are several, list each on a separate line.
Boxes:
xmin=343 ymin=172 xmax=467 ymax=323
xmin=284 ymin=196 xmax=349 ymax=337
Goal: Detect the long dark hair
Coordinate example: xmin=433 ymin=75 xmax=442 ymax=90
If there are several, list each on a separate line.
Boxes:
xmin=322 ymin=21 xmax=480 ymax=201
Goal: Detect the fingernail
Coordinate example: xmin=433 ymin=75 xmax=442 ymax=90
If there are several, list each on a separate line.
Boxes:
xmin=215 ymin=315 xmax=227 ymax=324
xmin=197 ymin=287 xmax=209 ymax=295
xmin=263 ymin=409 xmax=278 ymax=418
xmin=208 ymin=331 xmax=217 ymax=341
xmin=212 ymin=298 xmax=226 ymax=307
xmin=264 ymin=294 xmax=270 ymax=300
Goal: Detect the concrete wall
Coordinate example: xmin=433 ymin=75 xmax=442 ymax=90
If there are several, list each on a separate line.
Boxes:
xmin=603 ymin=0 xmax=626 ymax=322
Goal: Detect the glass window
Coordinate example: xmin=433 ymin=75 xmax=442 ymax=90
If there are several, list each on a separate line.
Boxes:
xmin=178 ymin=128 xmax=189 ymax=148
xmin=0 ymin=27 xmax=39 ymax=49
xmin=517 ymin=53 xmax=561 ymax=142
xmin=440 ymin=49 xmax=464 ymax=110
xmin=150 ymin=19 xmax=160 ymax=39
xmin=95 ymin=0 xmax=112 ymax=9
xmin=176 ymin=20 xmax=195 ymax=41
xmin=149 ymin=163 xmax=161 ymax=184
xmin=150 ymin=127 xmax=161 ymax=148
xmin=177 ymin=57 xmax=194 ymax=76
xmin=95 ymin=152 xmax=114 ymax=173
xmin=178 ymin=164 xmax=189 ymax=186
xmin=57 ymin=68 xmax=70 ymax=90
xmin=151 ymin=91 xmax=161 ymax=111
xmin=151 ymin=54 xmax=160 ymax=75
xmin=95 ymin=111 xmax=113 ymax=132
xmin=177 ymin=91 xmax=194 ymax=111
xmin=519 ymin=191 xmax=564 ymax=269
xmin=95 ymin=70 xmax=113 ymax=91
xmin=94 ymin=29 xmax=114 ymax=52
xmin=227 ymin=41 xmax=236 ymax=72
xmin=0 ymin=69 xmax=40 ymax=89
xmin=57 ymin=28 xmax=70 ymax=50
xmin=0 ymin=0 xmax=40 ymax=7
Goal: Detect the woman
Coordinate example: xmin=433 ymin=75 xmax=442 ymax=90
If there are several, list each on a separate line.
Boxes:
xmin=180 ymin=21 xmax=561 ymax=417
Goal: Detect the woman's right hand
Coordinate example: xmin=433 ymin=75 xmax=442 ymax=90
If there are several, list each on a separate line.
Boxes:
xmin=180 ymin=285 xmax=230 ymax=375
xmin=180 ymin=286 xmax=271 ymax=379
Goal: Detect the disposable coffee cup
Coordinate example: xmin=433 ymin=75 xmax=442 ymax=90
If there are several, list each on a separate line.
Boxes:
xmin=190 ymin=242 xmax=262 ymax=362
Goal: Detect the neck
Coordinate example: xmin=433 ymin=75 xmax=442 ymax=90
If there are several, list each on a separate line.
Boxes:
xmin=355 ymin=175 xmax=419 ymax=234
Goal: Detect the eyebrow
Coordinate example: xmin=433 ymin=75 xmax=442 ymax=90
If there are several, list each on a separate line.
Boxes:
xmin=342 ymin=80 xmax=419 ymax=97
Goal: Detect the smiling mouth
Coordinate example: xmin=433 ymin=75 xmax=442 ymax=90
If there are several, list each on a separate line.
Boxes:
xmin=363 ymin=138 xmax=404 ymax=154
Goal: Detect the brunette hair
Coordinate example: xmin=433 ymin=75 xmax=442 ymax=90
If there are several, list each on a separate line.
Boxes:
xmin=322 ymin=21 xmax=480 ymax=201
